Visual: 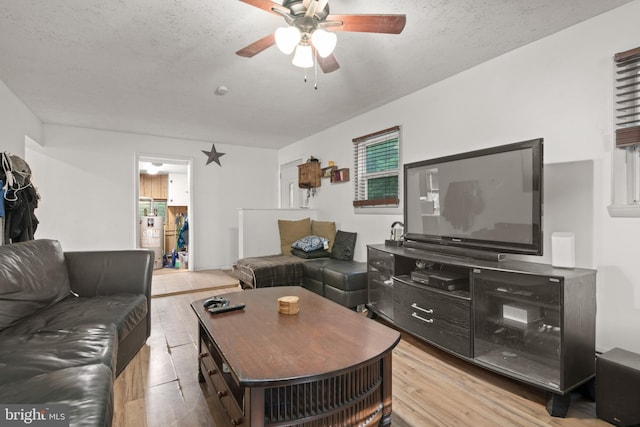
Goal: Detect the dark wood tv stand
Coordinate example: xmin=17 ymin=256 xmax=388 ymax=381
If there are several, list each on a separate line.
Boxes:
xmin=366 ymin=243 xmax=597 ymax=417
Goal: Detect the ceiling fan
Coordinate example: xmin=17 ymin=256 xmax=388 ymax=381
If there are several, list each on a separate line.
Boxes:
xmin=236 ymin=0 xmax=406 ymax=73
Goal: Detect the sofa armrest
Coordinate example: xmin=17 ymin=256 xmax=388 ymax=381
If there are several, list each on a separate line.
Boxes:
xmin=64 ymin=249 xmax=154 ymax=298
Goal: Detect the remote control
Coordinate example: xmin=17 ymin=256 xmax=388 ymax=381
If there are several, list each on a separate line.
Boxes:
xmin=208 ymin=303 xmax=246 ymax=315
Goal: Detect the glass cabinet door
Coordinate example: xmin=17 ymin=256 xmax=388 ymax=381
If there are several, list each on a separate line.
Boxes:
xmin=473 ymin=269 xmax=562 ymax=390
xmin=367 ymin=247 xmax=395 ymax=320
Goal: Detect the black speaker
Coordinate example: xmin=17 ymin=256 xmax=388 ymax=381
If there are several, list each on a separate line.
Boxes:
xmin=596 ymin=347 xmax=640 ymax=426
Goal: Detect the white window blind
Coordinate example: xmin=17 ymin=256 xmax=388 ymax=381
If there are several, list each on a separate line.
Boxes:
xmin=615 ymin=46 xmax=640 ymax=147
xmin=352 ymin=126 xmax=401 ymax=208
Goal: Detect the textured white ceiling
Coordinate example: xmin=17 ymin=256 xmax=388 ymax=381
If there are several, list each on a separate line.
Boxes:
xmin=0 ymin=0 xmax=634 ymax=149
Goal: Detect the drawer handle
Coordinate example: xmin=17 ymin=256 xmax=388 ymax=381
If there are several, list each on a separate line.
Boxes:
xmin=411 ymin=303 xmax=433 ymax=314
xmin=207 ymin=369 xmax=218 ymax=375
xmin=199 ymin=352 xmax=209 ymax=359
xmin=217 ymin=390 xmax=228 ymax=398
xmin=412 ymin=312 xmax=434 ymax=324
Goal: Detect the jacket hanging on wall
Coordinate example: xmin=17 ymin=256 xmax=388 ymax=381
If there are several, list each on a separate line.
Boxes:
xmin=1 ymin=152 xmax=40 ymax=244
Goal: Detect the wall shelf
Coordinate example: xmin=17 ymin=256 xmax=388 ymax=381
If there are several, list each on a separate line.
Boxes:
xmin=330 ymin=168 xmax=350 ymax=183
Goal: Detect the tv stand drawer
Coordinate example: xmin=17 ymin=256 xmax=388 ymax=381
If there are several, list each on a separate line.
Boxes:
xmin=393 ymin=279 xmax=471 ymax=357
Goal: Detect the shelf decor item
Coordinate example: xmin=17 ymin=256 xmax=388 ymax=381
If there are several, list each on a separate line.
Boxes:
xmin=321 ymin=166 xmax=336 ymax=178
xmin=277 ymin=295 xmax=300 ymax=315
xmin=298 ymin=160 xmax=321 ymax=189
xmin=201 ymin=143 xmax=226 ymax=166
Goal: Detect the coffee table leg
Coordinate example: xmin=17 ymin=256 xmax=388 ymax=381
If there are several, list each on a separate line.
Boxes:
xmin=381 ymin=352 xmax=393 ymax=426
xmin=197 ymin=325 xmax=206 ymax=383
xmin=198 ymin=366 xmax=205 ymax=383
xmin=248 ymin=387 xmax=265 ymax=426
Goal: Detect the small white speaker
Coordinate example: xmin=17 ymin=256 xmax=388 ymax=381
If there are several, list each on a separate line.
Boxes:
xmin=552 ymin=232 xmax=575 ymax=269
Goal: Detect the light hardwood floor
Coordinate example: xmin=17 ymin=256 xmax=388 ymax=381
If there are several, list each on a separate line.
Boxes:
xmin=113 ymin=286 xmax=608 ymax=427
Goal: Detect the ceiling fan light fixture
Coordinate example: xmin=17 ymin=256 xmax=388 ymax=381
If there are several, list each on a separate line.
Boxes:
xmin=292 ymin=44 xmax=314 ymax=68
xmin=311 ymin=29 xmax=336 ymax=58
xmin=275 ymin=26 xmax=301 ymax=55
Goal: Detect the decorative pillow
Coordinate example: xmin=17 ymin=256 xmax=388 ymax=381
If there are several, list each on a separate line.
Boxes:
xmin=291 ymin=235 xmax=329 ymax=252
xmin=311 ymin=220 xmax=337 ymax=252
xmin=278 ymin=218 xmax=312 ymax=255
xmin=330 ymin=230 xmax=357 ymax=261
xmin=291 ymin=248 xmax=330 ymax=259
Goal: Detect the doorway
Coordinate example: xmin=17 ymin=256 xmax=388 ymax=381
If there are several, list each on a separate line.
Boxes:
xmin=280 ymin=158 xmax=303 ymax=208
xmin=135 ymin=154 xmax=193 ymax=273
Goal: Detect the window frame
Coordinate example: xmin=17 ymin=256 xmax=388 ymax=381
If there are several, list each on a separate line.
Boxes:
xmin=352 ymin=126 xmax=401 ymax=210
xmin=609 ymin=46 xmax=640 ymax=217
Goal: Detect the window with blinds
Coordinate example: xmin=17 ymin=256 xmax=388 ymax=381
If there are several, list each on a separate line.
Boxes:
xmin=609 ymin=46 xmax=640 ymax=214
xmin=352 ymin=126 xmax=400 ymax=208
xmin=615 ymin=46 xmax=640 ymax=147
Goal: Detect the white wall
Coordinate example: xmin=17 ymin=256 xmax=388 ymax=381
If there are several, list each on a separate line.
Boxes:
xmin=278 ymin=1 xmax=640 ymax=353
xmin=26 ymin=124 xmax=279 ymax=269
xmin=0 ymin=79 xmax=42 ymax=156
xmin=238 ymin=208 xmax=317 ymax=258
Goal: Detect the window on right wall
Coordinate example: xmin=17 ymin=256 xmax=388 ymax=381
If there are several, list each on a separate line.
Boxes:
xmin=609 ymin=46 xmax=640 ymax=217
xmin=352 ymin=126 xmax=401 ymax=210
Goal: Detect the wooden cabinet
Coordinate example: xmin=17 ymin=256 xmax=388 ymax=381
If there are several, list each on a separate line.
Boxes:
xmin=167 ymin=173 xmax=188 ymax=206
xmin=139 ymin=174 xmax=167 ymax=199
xmin=298 ymin=162 xmax=321 ymax=189
xmin=367 ymin=243 xmax=596 ymax=417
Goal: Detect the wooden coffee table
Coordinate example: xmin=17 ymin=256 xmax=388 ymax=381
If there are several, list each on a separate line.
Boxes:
xmin=191 ymin=286 xmax=401 ymax=427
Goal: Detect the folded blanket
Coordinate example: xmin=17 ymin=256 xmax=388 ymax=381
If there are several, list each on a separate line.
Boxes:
xmin=233 ymin=254 xmax=306 ymax=289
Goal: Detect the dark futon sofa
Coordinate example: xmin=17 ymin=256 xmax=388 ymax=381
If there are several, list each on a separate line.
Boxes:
xmin=233 ymin=218 xmax=368 ymax=309
xmin=0 ymin=239 xmax=153 ymax=427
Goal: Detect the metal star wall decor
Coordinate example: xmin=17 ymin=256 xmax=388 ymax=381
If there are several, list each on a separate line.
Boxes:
xmin=202 ymin=143 xmax=226 ymax=166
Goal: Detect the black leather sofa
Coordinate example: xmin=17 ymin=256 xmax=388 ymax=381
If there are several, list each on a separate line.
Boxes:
xmin=0 ymin=239 xmax=153 ymax=427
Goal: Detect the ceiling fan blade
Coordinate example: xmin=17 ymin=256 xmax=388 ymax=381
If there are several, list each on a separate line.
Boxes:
xmin=238 ymin=0 xmax=291 ymax=17
xmin=235 ymin=33 xmax=276 ymax=58
xmin=317 ymin=53 xmax=340 ymax=74
xmin=324 ymin=14 xmax=406 ymax=34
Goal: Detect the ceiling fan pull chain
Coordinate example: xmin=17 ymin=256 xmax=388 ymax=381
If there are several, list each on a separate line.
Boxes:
xmin=314 ymin=50 xmax=318 ymax=90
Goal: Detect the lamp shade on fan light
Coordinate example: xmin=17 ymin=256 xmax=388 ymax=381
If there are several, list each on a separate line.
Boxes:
xmin=292 ymin=44 xmax=313 ymax=68
xmin=275 ymin=26 xmax=301 ymax=54
xmin=311 ymin=29 xmax=336 ymax=58
xmin=551 ymin=232 xmax=575 ymax=269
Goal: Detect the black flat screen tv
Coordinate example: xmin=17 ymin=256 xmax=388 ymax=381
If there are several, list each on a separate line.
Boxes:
xmin=403 ymin=138 xmax=543 ymax=256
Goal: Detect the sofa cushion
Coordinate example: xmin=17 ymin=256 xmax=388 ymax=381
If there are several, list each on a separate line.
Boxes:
xmin=0 ymin=294 xmax=147 ymax=343
xmin=0 ymin=324 xmax=118 ymax=384
xmin=324 ymin=286 xmax=368 ymax=309
xmin=278 ymin=218 xmax=311 ymax=255
xmin=291 ymin=235 xmax=328 ymax=252
xmin=302 ymin=258 xmax=333 ymax=282
xmin=0 ymin=239 xmax=71 ymax=332
xmin=0 ymin=364 xmax=113 ymax=427
xmin=323 ymin=261 xmax=368 ymax=292
xmin=290 ymin=248 xmax=330 ymax=259
xmin=330 ymin=231 xmax=357 ymax=261
xmin=302 ymin=276 xmax=324 ymax=296
xmin=311 ymin=220 xmax=337 ymax=252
